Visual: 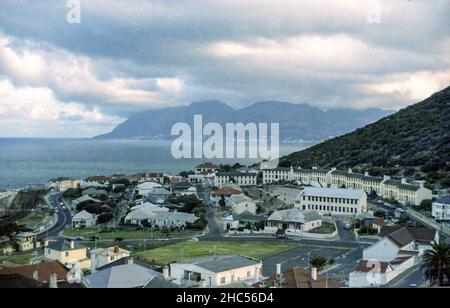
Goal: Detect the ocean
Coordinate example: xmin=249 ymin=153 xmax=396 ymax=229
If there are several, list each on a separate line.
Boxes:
xmin=0 ymin=138 xmax=314 ymax=189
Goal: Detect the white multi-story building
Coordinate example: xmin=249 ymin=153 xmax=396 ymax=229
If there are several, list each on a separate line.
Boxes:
xmin=294 ymin=187 xmax=367 ymax=215
xmin=214 ymin=172 xmax=257 ymax=187
xmin=432 ymin=196 xmax=450 ymax=221
xmin=262 ymin=166 xmax=432 ymax=206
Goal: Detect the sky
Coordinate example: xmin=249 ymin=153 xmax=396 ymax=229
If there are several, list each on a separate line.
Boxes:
xmin=0 ymin=0 xmax=449 ymax=137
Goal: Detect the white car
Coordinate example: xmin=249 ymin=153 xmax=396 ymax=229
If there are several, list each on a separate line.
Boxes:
xmin=345 ymin=224 xmax=351 ymax=229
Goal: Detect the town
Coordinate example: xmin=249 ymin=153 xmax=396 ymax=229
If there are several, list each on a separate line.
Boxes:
xmin=1 ymin=162 xmax=449 ymax=288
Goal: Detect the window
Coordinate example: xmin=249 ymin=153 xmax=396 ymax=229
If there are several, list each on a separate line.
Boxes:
xmin=247 ymin=271 xmax=251 ymax=277
xmin=65 ymin=251 xmax=69 ymax=257
xmin=220 ymin=277 xmax=226 ymax=284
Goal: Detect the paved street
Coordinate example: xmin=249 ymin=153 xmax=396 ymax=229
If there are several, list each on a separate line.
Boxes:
xmin=37 ymin=193 xmax=71 ymax=240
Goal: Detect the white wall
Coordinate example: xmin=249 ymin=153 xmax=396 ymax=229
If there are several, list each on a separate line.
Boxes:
xmin=363 ymin=238 xmax=399 ymax=262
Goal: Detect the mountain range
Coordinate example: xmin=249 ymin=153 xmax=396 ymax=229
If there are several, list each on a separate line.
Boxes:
xmin=95 ymin=101 xmax=393 ymax=142
xmin=279 ymin=86 xmax=450 ymax=188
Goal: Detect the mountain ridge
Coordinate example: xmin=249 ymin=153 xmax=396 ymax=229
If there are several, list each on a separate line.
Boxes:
xmin=95 ymin=100 xmax=394 ymax=141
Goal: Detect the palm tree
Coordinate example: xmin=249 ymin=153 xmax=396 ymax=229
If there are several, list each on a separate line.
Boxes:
xmin=309 ymin=255 xmax=327 ymax=272
xmin=422 ymin=242 xmax=450 ymax=286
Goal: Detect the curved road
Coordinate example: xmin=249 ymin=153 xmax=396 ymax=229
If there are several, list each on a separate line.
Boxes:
xmin=37 ymin=193 xmax=72 ymax=240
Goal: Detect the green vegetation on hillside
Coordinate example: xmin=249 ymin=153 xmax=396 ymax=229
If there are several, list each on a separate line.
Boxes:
xmin=280 ymin=86 xmax=450 ymax=188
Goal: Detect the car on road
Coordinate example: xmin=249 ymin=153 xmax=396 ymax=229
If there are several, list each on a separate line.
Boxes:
xmin=345 ymin=223 xmax=351 ymax=229
xmin=75 ymin=236 xmax=85 ymax=241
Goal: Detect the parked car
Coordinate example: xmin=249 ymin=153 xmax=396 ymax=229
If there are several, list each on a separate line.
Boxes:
xmin=345 ymin=223 xmax=351 ymax=229
xmin=273 ymin=229 xmax=288 ymax=239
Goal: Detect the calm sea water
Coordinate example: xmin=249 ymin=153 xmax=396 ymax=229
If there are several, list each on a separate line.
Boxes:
xmin=0 ymin=138 xmax=313 ymax=189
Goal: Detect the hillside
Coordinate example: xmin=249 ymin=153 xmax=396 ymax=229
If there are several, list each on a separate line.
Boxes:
xmin=95 ymin=100 xmax=392 ymax=142
xmin=279 ymin=86 xmax=450 ymax=188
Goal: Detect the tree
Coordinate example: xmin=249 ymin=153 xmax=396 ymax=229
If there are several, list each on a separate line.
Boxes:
xmin=418 ymin=199 xmax=432 ymax=212
xmin=0 ymin=222 xmax=31 ymax=250
xmin=422 ymin=242 xmax=450 ymax=286
xmin=309 ymin=255 xmax=327 ymax=272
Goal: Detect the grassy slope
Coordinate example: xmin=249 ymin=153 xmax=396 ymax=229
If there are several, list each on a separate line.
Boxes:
xmin=280 ymin=86 xmax=450 ymax=188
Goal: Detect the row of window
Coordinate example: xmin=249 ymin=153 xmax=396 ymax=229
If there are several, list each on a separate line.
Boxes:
xmin=302 ymin=204 xmax=358 ymax=214
xmin=302 ymin=195 xmax=358 ymax=204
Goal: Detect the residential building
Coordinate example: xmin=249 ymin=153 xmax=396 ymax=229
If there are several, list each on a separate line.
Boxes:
xmin=71 ymin=195 xmax=101 ymax=208
xmin=382 ymin=179 xmax=431 ymax=206
xmin=83 ymin=258 xmax=177 ymax=288
xmin=0 ymin=261 xmax=70 ymax=287
xmin=147 ymin=212 xmax=198 ymax=230
xmin=81 ymin=188 xmax=108 ymax=198
xmin=229 ymin=195 xmax=257 ymax=215
xmin=432 ymin=196 xmax=450 ymax=221
xmin=170 ymin=254 xmax=263 ymax=287
xmin=137 ymin=172 xmax=165 ymax=185
xmin=51 ymin=178 xmax=80 ymax=192
xmin=172 ymin=181 xmax=198 ymax=196
xmin=266 ymin=209 xmax=322 ymax=233
xmin=146 ymin=187 xmax=172 ymax=202
xmin=262 ymin=167 xmax=294 ymax=184
xmin=222 ymin=214 xmax=267 ymax=231
xmin=330 ymin=169 xmax=384 ymax=195
xmin=136 ymin=181 xmax=163 ymax=196
xmin=255 ymin=266 xmax=340 ymax=288
xmin=349 ymin=226 xmax=438 ymax=287
xmin=214 ymin=172 xmax=257 ymax=187
xmin=295 ymin=187 xmax=367 ymax=215
xmin=130 ymin=202 xmax=170 ymax=213
xmin=81 ymin=176 xmax=111 ymax=188
xmin=90 ymin=246 xmax=131 ymax=272
xmin=72 ymin=210 xmax=97 ymax=229
xmin=124 ymin=208 xmax=159 ymax=226
xmin=15 ymin=232 xmax=41 ymax=252
xmin=195 ymin=162 xmax=219 ymax=174
xmin=45 ymin=239 xmax=90 ymax=269
xmin=210 ymin=185 xmax=245 ymax=206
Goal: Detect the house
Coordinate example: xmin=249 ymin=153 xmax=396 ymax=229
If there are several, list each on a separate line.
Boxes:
xmin=81 ymin=176 xmax=111 ymax=188
xmin=15 ymin=232 xmax=41 ymax=252
xmin=432 ymin=196 xmax=450 ymax=221
xmin=382 ymin=179 xmax=432 ymax=206
xmin=349 ymin=257 xmax=415 ymax=288
xmin=255 ymin=266 xmax=340 ymax=288
xmin=137 ymin=172 xmax=165 ymax=185
xmin=295 ymin=187 xmax=367 ymax=215
xmin=214 ymin=172 xmax=257 ymax=187
xmin=130 ymin=202 xmax=170 ymax=213
xmin=72 ymin=210 xmax=97 ymax=229
xmin=90 ymin=246 xmax=131 ymax=272
xmin=146 ymin=187 xmax=172 ymax=202
xmin=170 ymin=254 xmax=263 ymax=287
xmin=83 ymin=258 xmax=177 ymax=288
xmin=0 ymin=261 xmax=70 ymax=287
xmin=124 ymin=208 xmax=159 ymax=226
xmin=229 ymin=195 xmax=257 ymax=215
xmin=371 ymin=218 xmax=388 ymax=234
xmin=349 ymin=226 xmax=438 ymax=287
xmin=195 ymin=162 xmax=219 ymax=174
xmin=71 ymin=195 xmax=101 ymax=207
xmin=81 ymin=188 xmax=108 ymax=198
xmin=266 ymin=209 xmax=322 ymax=233
xmin=222 ymin=213 xmax=267 ymax=231
xmin=136 ymin=181 xmax=163 ymax=196
xmin=147 ymin=212 xmax=198 ymax=230
xmin=45 ymin=239 xmax=90 ymax=270
xmin=50 ymin=178 xmax=80 ymax=192
xmin=210 ymin=185 xmax=245 ymax=206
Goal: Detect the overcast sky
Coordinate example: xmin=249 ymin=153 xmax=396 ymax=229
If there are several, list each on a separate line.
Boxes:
xmin=0 ymin=0 xmax=449 ymax=137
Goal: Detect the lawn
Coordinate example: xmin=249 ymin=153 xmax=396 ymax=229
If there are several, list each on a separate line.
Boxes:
xmin=63 ymin=228 xmax=202 ymax=240
xmin=309 ymin=222 xmax=336 ymax=234
xmin=0 ymin=253 xmax=34 ymax=265
xmin=136 ymin=240 xmax=298 ymax=265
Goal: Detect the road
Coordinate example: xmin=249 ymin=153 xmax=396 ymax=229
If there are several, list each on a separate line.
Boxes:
xmin=386 ymin=265 xmax=427 ymax=288
xmin=37 ymin=192 xmax=72 ymax=239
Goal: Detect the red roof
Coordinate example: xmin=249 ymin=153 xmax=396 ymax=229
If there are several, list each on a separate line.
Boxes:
xmin=0 ymin=261 xmax=68 ymax=283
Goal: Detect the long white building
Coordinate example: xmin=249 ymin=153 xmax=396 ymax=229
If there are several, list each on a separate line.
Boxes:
xmin=295 ymin=187 xmax=367 ymax=215
xmin=262 ymin=167 xmax=432 ymax=206
xmin=214 ymin=172 xmax=257 ymax=187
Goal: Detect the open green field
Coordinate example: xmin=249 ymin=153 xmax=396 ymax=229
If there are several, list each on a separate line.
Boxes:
xmin=63 ymin=228 xmax=202 ymax=240
xmin=136 ymin=240 xmax=298 ymax=265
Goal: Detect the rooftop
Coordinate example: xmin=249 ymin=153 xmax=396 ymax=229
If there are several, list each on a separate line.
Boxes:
xmin=268 ymin=209 xmax=322 ymax=224
xmin=179 ymin=254 xmax=260 ymax=273
xmin=47 ymin=239 xmax=85 ymax=252
xmin=300 ymin=187 xmax=366 ymax=199
xmin=0 ymin=261 xmax=68 ymax=283
xmin=256 ymin=266 xmax=340 ymax=288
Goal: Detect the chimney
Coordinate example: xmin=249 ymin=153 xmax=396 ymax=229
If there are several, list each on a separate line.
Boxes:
xmin=114 ymin=246 xmax=120 ymax=254
xmin=49 ymin=272 xmax=58 ymax=289
xmin=32 ymin=270 xmax=39 ymax=281
xmin=401 ymin=178 xmax=407 ymax=185
xmin=364 ymin=171 xmax=369 ymax=177
xmin=348 ymin=168 xmax=353 ymax=174
xmin=311 ymin=268 xmax=318 ymax=281
xmin=127 ymin=257 xmax=134 ymax=265
xmin=69 ymin=240 xmax=75 ymax=249
xmin=276 ymin=264 xmax=282 ymax=276
xmin=163 ymin=265 xmax=170 ymax=279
